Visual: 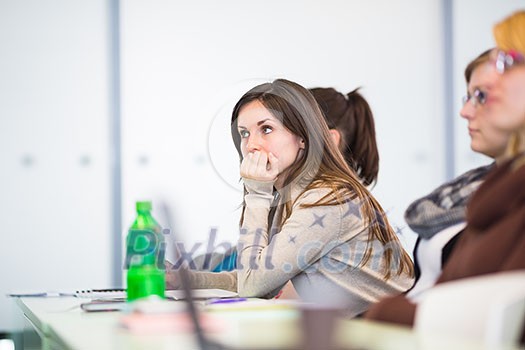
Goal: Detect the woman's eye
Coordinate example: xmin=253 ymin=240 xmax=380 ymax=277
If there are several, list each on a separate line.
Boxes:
xmin=475 ymin=89 xmax=487 ymax=105
xmin=239 ymin=130 xmax=249 ymax=138
xmin=262 ymin=126 xmax=273 ymax=134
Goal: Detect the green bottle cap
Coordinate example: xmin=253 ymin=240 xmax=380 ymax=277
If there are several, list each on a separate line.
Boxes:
xmin=136 ymin=201 xmax=152 ymax=212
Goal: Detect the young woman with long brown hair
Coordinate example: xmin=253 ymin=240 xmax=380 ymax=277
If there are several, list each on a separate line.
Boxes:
xmin=167 ymin=78 xmax=414 ymax=316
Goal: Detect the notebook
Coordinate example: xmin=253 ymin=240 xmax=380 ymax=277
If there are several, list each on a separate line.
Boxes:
xmin=75 ymin=289 xmax=126 ymax=300
xmin=75 ymin=288 xmax=237 ymax=301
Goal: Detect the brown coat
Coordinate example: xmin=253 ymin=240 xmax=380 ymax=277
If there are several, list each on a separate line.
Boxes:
xmin=364 ymin=156 xmax=525 ymax=343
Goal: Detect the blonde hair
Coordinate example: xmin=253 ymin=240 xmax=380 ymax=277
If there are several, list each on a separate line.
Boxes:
xmin=494 ymin=10 xmax=525 ymax=158
xmin=493 ymin=10 xmax=525 ymax=54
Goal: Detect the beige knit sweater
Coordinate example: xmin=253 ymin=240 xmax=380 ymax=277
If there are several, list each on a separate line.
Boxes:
xmin=185 ymin=179 xmax=413 ymax=317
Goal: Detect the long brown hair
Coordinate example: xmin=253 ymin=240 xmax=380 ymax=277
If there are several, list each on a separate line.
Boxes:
xmin=231 ymin=79 xmax=413 ymax=279
xmin=309 ymin=87 xmax=379 ymax=186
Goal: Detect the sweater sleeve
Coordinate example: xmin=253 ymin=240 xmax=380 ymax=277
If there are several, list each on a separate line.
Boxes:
xmin=165 ymin=268 xmax=238 ymax=293
xmin=237 ymin=179 xmax=352 ymax=297
xmin=189 ymin=270 xmax=238 ymax=292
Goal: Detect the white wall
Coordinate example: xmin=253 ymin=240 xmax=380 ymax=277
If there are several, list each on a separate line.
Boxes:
xmin=120 ymin=0 xmax=446 ymax=256
xmin=120 ymin=0 xmax=525 ymax=267
xmin=0 ymin=0 xmax=113 ymax=331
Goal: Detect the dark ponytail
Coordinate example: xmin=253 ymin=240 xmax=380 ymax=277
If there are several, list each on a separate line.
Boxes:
xmin=310 ymin=87 xmax=379 ymax=186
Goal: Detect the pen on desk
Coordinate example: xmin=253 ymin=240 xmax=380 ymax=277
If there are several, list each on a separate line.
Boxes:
xmin=7 ymin=291 xmax=75 ymax=298
xmin=206 ymin=297 xmax=248 ymax=305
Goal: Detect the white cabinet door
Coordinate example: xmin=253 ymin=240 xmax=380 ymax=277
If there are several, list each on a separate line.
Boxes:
xmin=0 ymin=0 xmax=113 ymax=331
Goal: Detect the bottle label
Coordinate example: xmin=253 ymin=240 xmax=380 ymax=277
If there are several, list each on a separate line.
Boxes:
xmin=124 ymin=229 xmax=166 ymax=269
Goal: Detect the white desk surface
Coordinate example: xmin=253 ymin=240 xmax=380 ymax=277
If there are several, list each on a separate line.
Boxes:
xmin=15 ymin=297 xmax=520 ymax=350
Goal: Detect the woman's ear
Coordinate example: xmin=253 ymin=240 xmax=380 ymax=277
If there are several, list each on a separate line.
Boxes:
xmin=300 ymin=138 xmax=306 ymax=149
xmin=329 ymin=129 xmax=342 ymax=148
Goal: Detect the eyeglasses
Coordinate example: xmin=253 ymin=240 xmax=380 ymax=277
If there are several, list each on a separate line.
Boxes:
xmin=462 ymin=88 xmax=487 ymax=107
xmin=493 ymin=49 xmax=525 ymax=74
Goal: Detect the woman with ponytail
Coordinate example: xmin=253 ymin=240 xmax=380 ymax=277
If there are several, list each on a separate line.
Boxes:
xmin=310 ymin=87 xmax=379 ymax=187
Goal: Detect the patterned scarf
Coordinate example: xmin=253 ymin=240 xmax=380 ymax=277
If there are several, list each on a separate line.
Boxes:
xmin=404 ymin=163 xmax=494 ymax=239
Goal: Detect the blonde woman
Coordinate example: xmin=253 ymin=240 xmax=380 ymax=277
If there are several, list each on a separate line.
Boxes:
xmin=490 ymin=10 xmax=525 ymax=156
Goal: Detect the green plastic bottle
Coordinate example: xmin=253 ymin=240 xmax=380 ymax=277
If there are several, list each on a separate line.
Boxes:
xmin=125 ymin=201 xmax=166 ymax=301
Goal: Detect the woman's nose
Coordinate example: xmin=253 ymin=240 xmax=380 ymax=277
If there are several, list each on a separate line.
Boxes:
xmin=246 ymin=134 xmax=262 ymax=152
xmin=460 ymin=101 xmax=475 ymax=120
